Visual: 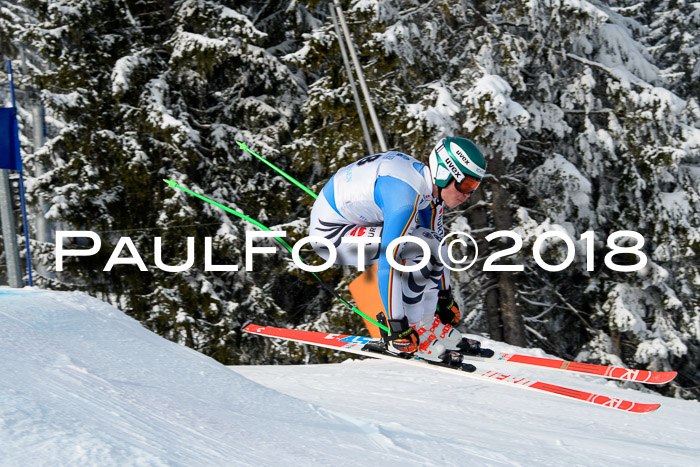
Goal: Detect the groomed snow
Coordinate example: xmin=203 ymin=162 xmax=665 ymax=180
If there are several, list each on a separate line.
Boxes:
xmin=2 ymin=288 xmax=699 ymax=466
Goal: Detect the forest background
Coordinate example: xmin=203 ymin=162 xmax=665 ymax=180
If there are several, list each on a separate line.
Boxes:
xmin=1 ymin=0 xmax=699 ymax=399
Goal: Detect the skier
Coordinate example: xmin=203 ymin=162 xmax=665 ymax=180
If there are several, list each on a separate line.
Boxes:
xmin=308 ymin=137 xmax=486 ymax=361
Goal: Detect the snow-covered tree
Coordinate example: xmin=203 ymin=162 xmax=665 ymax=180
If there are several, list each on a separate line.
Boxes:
xmin=290 ymin=0 xmax=700 ymax=397
xmin=4 ymin=0 xmax=699 ymax=397
xmin=458 ymin=0 xmax=700 ymax=397
xmin=16 ymin=0 xmax=321 ymax=364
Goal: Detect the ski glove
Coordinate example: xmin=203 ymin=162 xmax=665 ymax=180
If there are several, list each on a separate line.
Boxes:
xmin=384 ymin=316 xmax=420 ymax=353
xmin=436 ymin=288 xmax=461 ymax=325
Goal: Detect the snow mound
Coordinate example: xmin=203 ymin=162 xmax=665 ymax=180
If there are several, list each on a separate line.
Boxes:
xmin=0 ymin=288 xmax=407 ymax=466
xmin=2 ymin=288 xmax=700 ymax=466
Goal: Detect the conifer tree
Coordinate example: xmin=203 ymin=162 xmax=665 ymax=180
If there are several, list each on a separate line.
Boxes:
xmin=19 ymin=0 xmax=318 ymax=364
xmin=291 ymin=0 xmax=700 ymax=396
xmin=5 ymin=0 xmax=699 ymax=397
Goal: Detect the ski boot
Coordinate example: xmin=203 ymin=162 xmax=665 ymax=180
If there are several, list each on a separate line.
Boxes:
xmin=415 ymin=315 xmax=463 ymax=351
xmin=377 ymin=313 xmax=448 ymax=362
xmin=418 ymin=314 xmax=482 ymax=356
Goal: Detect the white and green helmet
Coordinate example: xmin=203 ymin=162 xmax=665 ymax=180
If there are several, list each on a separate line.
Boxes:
xmin=429 ymin=137 xmax=487 ymax=188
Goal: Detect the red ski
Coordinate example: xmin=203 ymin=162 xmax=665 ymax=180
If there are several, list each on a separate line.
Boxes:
xmin=469 ymin=351 xmax=676 ymax=384
xmin=243 ymin=324 xmax=663 ymax=414
xmin=242 ymin=324 xmax=676 ymax=384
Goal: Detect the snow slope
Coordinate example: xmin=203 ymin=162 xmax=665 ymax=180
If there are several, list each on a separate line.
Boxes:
xmin=2 ymin=288 xmax=699 ymax=466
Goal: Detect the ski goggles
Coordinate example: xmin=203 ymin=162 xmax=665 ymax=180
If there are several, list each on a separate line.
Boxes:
xmin=454 ymin=175 xmax=481 ymax=195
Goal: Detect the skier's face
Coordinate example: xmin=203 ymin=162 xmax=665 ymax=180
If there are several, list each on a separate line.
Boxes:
xmin=441 ymin=179 xmax=474 ymax=208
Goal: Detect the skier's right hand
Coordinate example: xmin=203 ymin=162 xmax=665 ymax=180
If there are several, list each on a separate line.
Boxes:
xmin=387 ymin=316 xmax=420 ymax=353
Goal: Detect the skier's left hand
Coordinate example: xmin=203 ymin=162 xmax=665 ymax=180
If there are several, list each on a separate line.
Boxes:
xmin=436 ymin=288 xmax=460 ymax=325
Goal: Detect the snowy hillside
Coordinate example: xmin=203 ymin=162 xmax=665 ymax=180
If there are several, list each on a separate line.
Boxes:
xmin=2 ymin=288 xmax=699 ymax=466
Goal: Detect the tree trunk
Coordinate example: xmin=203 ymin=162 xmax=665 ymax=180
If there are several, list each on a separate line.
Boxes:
xmin=468 ymin=178 xmax=503 ymax=340
xmin=499 ymin=271 xmax=525 ymax=346
xmin=485 ymin=151 xmax=526 ymax=347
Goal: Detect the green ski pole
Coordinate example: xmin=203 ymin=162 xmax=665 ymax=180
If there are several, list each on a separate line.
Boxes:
xmin=236 ymin=141 xmax=318 ymax=199
xmin=163 ymin=179 xmax=388 ymax=332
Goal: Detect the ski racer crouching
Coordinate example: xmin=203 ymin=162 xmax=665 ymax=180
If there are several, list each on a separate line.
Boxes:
xmin=308 ymin=137 xmax=486 ymax=361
